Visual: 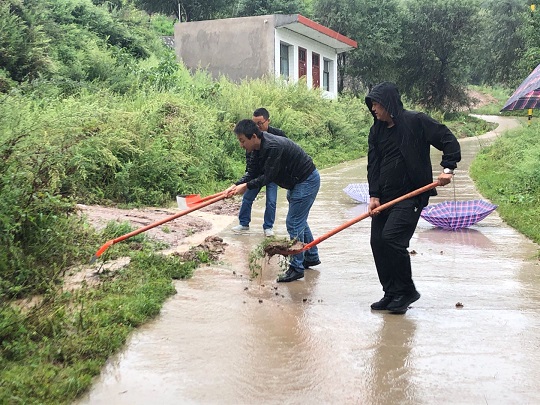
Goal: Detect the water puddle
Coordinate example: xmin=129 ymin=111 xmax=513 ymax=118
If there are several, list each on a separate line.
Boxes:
xmin=76 ymin=116 xmax=540 ymax=404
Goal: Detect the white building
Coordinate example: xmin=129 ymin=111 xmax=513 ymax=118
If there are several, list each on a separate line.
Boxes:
xmin=174 ymin=14 xmax=357 ymax=99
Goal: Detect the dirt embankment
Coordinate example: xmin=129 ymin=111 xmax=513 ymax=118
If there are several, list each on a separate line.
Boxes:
xmin=78 ymin=198 xmax=241 ymax=251
xmin=59 ymin=197 xmax=241 ymax=292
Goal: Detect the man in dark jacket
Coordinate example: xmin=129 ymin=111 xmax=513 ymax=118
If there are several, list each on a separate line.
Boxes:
xmin=231 ymin=108 xmax=285 ymax=237
xmin=226 ymin=119 xmax=321 ymax=282
xmin=366 ymin=82 xmax=461 ymax=314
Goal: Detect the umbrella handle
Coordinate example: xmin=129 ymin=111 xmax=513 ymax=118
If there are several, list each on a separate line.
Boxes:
xmin=279 ymin=181 xmax=438 ymax=255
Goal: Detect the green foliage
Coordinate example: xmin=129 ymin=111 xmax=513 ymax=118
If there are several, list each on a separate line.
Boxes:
xmin=133 ymin=0 xmax=234 ymax=21
xmin=0 ymin=251 xmax=194 ymax=404
xmin=0 ymin=0 xmax=167 ymax=87
xmin=235 ymin=0 xmax=307 ymax=17
xmin=397 ymin=0 xmax=481 ymax=111
xmin=0 ymin=0 xmax=52 ymax=82
xmin=149 ymin=13 xmax=175 ymax=36
xmin=313 ymin=0 xmax=402 ymax=94
xmin=470 ymin=122 xmax=540 ymax=244
xmin=213 ymin=76 xmax=370 ymax=166
xmin=472 ymin=0 xmax=531 ymax=87
xmin=442 ymin=113 xmax=498 ymax=138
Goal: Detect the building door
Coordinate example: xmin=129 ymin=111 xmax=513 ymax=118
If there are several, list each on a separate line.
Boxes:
xmin=312 ymin=53 xmax=320 ymax=88
xmin=298 ymin=47 xmax=307 ymax=79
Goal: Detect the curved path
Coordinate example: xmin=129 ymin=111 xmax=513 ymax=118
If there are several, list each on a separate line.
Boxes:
xmin=77 ymin=116 xmax=540 ymax=405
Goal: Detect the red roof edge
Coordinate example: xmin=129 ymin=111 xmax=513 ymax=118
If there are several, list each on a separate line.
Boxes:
xmin=297 ymin=15 xmax=357 ymax=49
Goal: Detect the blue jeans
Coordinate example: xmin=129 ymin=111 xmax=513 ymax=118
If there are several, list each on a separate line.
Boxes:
xmin=286 ymin=169 xmax=320 ymax=271
xmin=238 ymin=182 xmax=278 ymax=230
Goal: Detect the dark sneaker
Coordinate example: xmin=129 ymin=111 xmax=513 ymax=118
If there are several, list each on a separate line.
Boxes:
xmin=387 ymin=291 xmax=421 ymax=314
xmin=277 ymin=266 xmax=304 ymax=283
xmin=370 ymin=294 xmax=394 ymax=310
xmin=303 ymin=258 xmax=321 ymax=268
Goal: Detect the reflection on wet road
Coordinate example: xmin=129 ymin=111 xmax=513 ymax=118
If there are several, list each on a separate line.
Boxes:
xmin=76 ymin=116 xmax=540 ymax=404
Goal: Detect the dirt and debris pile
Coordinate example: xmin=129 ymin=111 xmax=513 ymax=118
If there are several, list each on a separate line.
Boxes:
xmin=172 ymin=236 xmax=228 ymax=262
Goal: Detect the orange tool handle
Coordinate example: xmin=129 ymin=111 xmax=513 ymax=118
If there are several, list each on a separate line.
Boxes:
xmin=90 ymin=193 xmax=228 ymax=263
xmin=188 ymin=191 xmax=226 ymax=206
xmin=299 ymin=181 xmax=439 ymax=253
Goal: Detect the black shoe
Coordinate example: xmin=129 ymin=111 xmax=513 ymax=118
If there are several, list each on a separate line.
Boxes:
xmin=303 ymin=258 xmax=321 ymax=268
xmin=386 ymin=291 xmax=421 ymax=314
xmin=370 ymin=294 xmax=394 ymax=310
xmin=277 ymin=266 xmax=304 ymax=283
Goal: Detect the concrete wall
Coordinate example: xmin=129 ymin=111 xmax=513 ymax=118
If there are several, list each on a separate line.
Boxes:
xmin=174 ymin=15 xmax=276 ymax=82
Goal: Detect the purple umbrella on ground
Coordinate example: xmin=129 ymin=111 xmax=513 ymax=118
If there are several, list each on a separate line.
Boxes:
xmin=420 ymin=200 xmax=498 ymax=231
xmin=501 ymin=63 xmax=540 ymax=111
xmin=343 ymin=183 xmax=370 ymax=204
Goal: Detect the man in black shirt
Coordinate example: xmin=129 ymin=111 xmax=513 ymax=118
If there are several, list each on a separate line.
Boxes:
xmin=231 ymin=108 xmax=285 ymax=237
xmin=366 ymin=82 xmax=461 ymax=314
xmin=226 ymin=119 xmax=321 ymax=282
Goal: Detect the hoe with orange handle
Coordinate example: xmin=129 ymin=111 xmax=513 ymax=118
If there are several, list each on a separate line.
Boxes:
xmin=90 ymin=191 xmax=227 ymax=264
xmin=265 ymin=182 xmax=439 ymax=256
xmin=177 ymin=191 xmax=225 ymax=209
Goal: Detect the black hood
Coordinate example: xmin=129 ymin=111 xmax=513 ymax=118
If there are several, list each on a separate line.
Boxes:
xmin=365 ymin=82 xmax=404 ymax=122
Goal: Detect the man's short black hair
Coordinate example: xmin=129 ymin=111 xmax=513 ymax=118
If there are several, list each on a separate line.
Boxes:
xmin=253 ymin=107 xmax=270 ymax=120
xmin=234 ymin=119 xmax=261 ymax=139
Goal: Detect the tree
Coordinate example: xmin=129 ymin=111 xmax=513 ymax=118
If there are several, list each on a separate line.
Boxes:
xmin=313 ymin=0 xmax=402 ymax=95
xmin=234 ymin=0 xmax=306 ymax=17
xmin=519 ymin=2 xmax=540 ymax=81
xmin=0 ymin=0 xmax=52 ymax=82
xmin=397 ymin=0 xmax=481 ymax=111
xmin=470 ymin=0 xmax=529 ymax=87
xmin=131 ymin=0 xmax=233 ymax=21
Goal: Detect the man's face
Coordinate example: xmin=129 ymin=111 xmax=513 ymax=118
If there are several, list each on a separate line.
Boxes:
xmin=252 ymin=115 xmax=269 ymax=131
xmin=371 ymin=101 xmax=392 ymax=123
xmin=236 ymin=133 xmax=258 ymax=152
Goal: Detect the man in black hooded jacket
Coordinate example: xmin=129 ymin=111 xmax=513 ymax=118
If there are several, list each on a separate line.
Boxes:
xmin=365 ymin=82 xmax=461 ymax=314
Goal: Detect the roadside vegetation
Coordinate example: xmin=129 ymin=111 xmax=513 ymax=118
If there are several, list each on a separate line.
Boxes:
xmin=470 ymin=121 xmax=540 ymax=248
xmin=0 ymin=0 xmax=538 ymax=404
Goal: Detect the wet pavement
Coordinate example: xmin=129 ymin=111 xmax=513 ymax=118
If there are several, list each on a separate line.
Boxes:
xmin=76 ymin=116 xmax=540 ymax=405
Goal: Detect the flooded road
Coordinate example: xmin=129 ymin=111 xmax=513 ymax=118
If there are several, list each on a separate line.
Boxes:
xmin=77 ymin=116 xmax=540 ymax=404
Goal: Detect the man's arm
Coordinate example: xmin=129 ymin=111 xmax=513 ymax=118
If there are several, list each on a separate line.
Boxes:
xmin=420 ymin=113 xmax=461 ymax=170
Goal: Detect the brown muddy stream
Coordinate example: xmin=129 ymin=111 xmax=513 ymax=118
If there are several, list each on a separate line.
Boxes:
xmin=76 ymin=116 xmax=540 ymax=404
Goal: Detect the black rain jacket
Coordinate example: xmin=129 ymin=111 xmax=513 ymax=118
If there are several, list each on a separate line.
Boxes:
xmin=240 ymin=132 xmax=316 ymax=190
xmin=365 ymin=82 xmax=461 ymax=206
xmin=235 ymin=126 xmax=286 ymax=185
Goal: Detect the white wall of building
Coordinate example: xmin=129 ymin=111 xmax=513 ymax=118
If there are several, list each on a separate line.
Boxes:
xmin=274 ymin=28 xmax=339 ymax=99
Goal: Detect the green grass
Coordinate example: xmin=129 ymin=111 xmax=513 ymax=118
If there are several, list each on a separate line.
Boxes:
xmin=0 ymin=251 xmax=197 ymax=405
xmin=470 ymin=121 xmax=540 ymax=248
xmin=445 ymin=112 xmax=498 ymax=138
xmin=468 ymin=85 xmax=512 ymax=115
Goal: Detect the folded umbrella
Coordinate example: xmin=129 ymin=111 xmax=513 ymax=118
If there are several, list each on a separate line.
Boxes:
xmin=420 ymin=200 xmax=497 ymax=231
xmin=343 ymin=183 xmax=370 ymax=204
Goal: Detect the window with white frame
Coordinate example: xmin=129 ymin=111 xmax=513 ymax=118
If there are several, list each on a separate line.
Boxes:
xmin=323 ymin=59 xmax=331 ymax=91
xmin=280 ymin=43 xmax=290 ymax=79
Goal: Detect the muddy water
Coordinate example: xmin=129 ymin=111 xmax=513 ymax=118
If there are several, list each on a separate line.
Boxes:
xmin=76 ymin=116 xmax=540 ymax=405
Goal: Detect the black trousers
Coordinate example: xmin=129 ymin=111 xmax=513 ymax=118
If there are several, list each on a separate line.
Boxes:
xmin=370 ymin=198 xmax=422 ymax=296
